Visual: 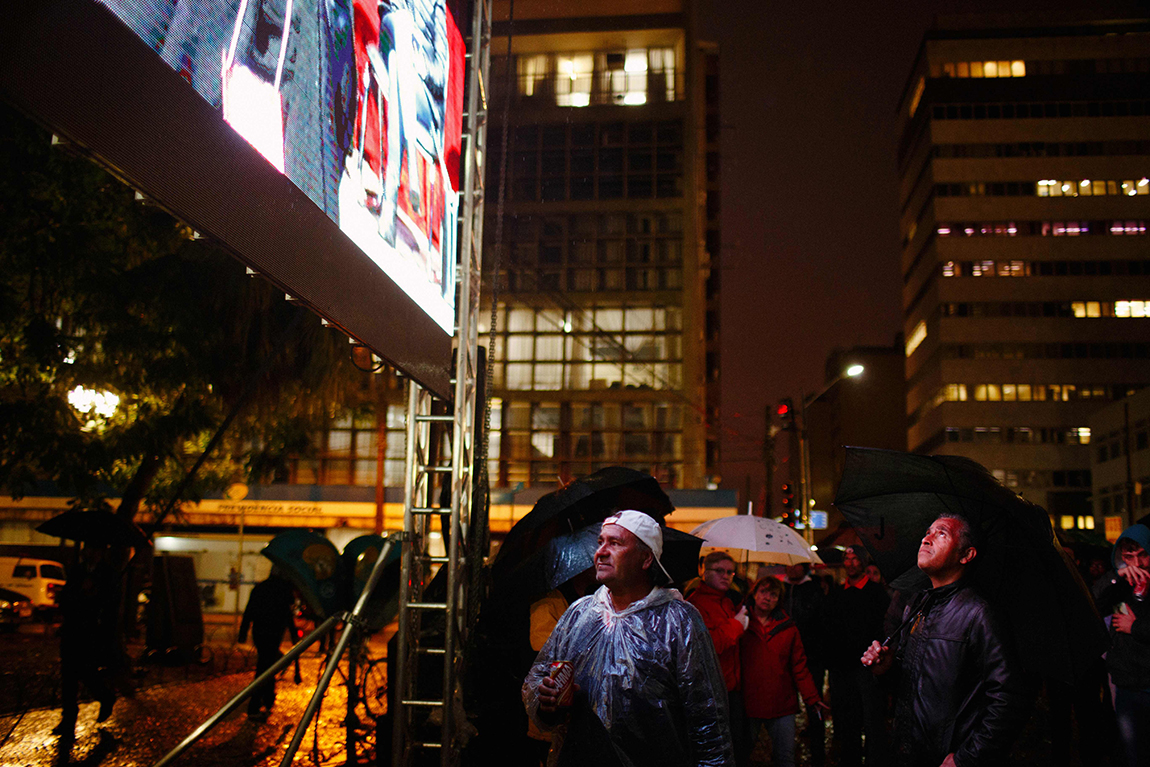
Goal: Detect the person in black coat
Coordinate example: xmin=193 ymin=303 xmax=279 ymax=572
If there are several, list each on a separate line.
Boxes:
xmin=239 ymin=572 xmax=300 ymax=719
xmin=784 ymin=562 xmax=827 ymax=766
xmin=1092 ymin=524 xmax=1150 ymax=767
xmin=862 ymin=514 xmax=1030 ymax=767
xmin=824 ymin=545 xmax=891 ymax=766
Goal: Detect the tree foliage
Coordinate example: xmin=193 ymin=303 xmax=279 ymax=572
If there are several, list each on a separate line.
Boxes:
xmin=0 ymin=104 xmax=370 ymax=520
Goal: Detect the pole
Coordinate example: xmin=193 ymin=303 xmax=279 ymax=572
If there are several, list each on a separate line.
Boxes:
xmin=798 ymin=392 xmax=813 ymax=545
xmin=375 ymin=380 xmax=387 ymax=535
xmin=234 ymin=506 xmax=244 ymax=634
xmin=763 ymin=405 xmax=774 ymax=519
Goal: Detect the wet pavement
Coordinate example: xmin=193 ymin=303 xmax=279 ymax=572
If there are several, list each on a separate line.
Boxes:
xmin=0 ymin=619 xmax=1103 ymax=767
xmin=0 ymin=620 xmax=389 ymax=767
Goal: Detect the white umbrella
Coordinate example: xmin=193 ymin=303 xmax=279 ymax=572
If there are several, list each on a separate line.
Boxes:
xmin=690 ymin=515 xmax=823 ymax=566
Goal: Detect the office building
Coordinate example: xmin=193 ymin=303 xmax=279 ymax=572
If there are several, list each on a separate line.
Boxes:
xmin=1089 ymin=386 xmax=1150 ymax=535
xmin=482 ymin=0 xmax=721 ymax=489
xmin=898 ymin=14 xmax=1150 ymax=524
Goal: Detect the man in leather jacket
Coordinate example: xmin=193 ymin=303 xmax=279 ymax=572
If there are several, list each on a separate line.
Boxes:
xmin=861 ymin=514 xmax=1029 ymax=767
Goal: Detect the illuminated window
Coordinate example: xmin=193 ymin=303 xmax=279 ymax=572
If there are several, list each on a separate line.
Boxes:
xmin=1060 ymin=515 xmax=1075 ymax=530
xmin=1116 ymin=300 xmax=1150 ymax=317
xmin=518 ymin=54 xmax=549 ymax=97
xmin=648 ymin=48 xmax=678 ymax=103
xmin=909 ymin=77 xmax=925 ymax=117
xmin=602 ymin=50 xmax=649 ymax=106
xmin=556 ymin=54 xmax=593 ymax=107
xmin=905 ymin=320 xmax=927 ymax=357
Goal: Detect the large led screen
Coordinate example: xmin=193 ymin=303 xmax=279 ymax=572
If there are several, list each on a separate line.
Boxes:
xmin=100 ymin=0 xmax=466 ymax=334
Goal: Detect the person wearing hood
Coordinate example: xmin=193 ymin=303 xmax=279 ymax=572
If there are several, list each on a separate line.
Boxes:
xmin=524 ymin=510 xmax=735 ymax=767
xmin=1092 ymin=523 xmax=1150 ymax=767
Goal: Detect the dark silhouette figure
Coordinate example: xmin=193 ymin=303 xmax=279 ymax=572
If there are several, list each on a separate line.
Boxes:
xmin=239 ymin=573 xmax=300 ymax=719
xmin=55 ymin=544 xmax=121 ymax=739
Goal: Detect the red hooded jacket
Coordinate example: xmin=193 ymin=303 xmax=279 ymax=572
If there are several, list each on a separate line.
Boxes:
xmin=687 ymin=582 xmax=744 ymax=691
xmin=740 ymin=610 xmax=822 ymax=719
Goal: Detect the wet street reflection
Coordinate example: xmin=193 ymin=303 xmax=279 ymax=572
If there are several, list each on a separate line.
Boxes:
xmin=0 ymin=621 xmax=390 ymax=767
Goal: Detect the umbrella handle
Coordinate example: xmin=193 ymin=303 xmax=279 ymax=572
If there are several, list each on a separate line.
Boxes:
xmin=882 ymin=594 xmax=931 ymax=648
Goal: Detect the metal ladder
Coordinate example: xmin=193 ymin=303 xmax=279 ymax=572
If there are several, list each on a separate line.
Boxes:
xmin=390 ymin=0 xmax=492 ymax=762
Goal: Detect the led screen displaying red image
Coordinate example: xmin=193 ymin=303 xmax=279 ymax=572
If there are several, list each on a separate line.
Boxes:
xmin=101 ymin=0 xmax=465 ymax=333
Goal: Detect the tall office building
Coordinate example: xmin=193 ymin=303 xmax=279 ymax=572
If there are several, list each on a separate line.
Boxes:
xmin=481 ymin=0 xmax=721 ymax=490
xmin=898 ymin=14 xmax=1150 ymax=524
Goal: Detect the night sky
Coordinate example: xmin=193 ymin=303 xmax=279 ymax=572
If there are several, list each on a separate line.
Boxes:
xmin=704 ymin=0 xmax=1145 ymax=503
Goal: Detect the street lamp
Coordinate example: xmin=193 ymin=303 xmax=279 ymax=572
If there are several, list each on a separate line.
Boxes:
xmin=796 ymin=364 xmax=864 ymax=542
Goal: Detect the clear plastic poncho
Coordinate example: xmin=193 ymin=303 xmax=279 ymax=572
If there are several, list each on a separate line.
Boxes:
xmin=523 ymin=585 xmax=734 ymax=767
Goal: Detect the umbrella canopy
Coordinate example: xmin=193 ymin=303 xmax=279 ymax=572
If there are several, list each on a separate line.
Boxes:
xmin=492 ymin=467 xmax=674 ymax=577
xmin=834 ymin=446 xmax=1108 ymax=685
xmin=690 ymin=515 xmax=822 ymax=566
xmin=498 ymin=522 xmax=704 ymax=603
xmin=37 ymin=509 xmax=150 ymax=549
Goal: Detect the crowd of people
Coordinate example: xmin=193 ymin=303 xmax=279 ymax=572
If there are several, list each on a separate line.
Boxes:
xmin=522 ymin=510 xmax=1150 ymax=767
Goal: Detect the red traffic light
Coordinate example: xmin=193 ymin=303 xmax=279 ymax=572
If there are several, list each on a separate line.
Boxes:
xmin=777 ymin=403 xmax=791 ymax=417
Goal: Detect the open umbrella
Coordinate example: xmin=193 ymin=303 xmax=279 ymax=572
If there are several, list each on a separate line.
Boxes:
xmin=492 ymin=467 xmax=674 ymax=578
xmin=37 ymin=509 xmax=150 ymax=549
xmin=498 ymin=523 xmax=705 ymax=604
xmin=834 ymin=446 xmax=1108 ymax=685
xmin=689 ymin=515 xmax=822 ymax=566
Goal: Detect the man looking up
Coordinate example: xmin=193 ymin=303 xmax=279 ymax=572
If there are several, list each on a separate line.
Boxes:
xmin=688 ymin=552 xmax=749 ymax=761
xmin=824 ymin=545 xmax=890 ymax=766
xmin=861 ymin=514 xmax=1028 ymax=767
xmin=524 ymin=510 xmax=734 ymax=767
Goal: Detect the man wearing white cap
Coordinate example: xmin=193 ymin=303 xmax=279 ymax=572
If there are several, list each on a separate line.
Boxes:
xmin=523 ymin=510 xmax=735 ymax=767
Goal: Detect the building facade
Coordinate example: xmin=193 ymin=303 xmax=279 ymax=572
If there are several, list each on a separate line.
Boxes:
xmin=481 ymin=0 xmax=721 ymax=490
xmin=897 ymin=14 xmax=1150 ymax=524
xmin=1089 ymin=385 xmax=1150 ymax=536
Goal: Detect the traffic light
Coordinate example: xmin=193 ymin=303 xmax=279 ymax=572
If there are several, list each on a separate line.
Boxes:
xmin=777 ymin=398 xmax=796 ymax=431
xmin=780 ymin=482 xmax=795 ymax=526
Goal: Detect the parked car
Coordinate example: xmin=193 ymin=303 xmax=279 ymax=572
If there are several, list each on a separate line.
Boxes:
xmin=0 ymin=557 xmax=66 ymax=613
xmin=0 ymin=587 xmax=34 ymax=630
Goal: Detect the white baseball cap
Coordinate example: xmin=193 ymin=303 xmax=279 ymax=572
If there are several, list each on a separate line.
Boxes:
xmin=602 ymin=510 xmax=673 ymax=582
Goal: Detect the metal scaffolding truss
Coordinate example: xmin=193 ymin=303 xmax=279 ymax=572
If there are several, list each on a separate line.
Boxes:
xmin=391 ymin=0 xmax=492 ymax=763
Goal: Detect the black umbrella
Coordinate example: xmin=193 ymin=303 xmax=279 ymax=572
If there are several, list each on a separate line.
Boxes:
xmin=492 ymin=467 xmax=674 ymax=578
xmin=37 ymin=509 xmax=150 ymax=549
xmin=834 ymin=447 xmax=1108 ymax=686
xmin=497 ymin=523 xmax=704 ymax=604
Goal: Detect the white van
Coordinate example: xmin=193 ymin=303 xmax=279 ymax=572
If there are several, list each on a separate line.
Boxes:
xmin=0 ymin=557 xmax=66 ymax=611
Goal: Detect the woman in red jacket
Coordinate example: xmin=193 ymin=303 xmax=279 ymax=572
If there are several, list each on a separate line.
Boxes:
xmin=740 ymin=576 xmax=829 ymax=767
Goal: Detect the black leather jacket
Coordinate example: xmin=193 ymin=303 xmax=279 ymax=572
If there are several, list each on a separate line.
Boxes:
xmin=889 ymin=581 xmax=1029 ymax=767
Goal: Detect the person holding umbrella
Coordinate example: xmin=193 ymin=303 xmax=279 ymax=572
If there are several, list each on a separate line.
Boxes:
xmin=861 ymin=514 xmax=1030 ymax=767
xmin=238 ymin=571 xmax=300 ymax=720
